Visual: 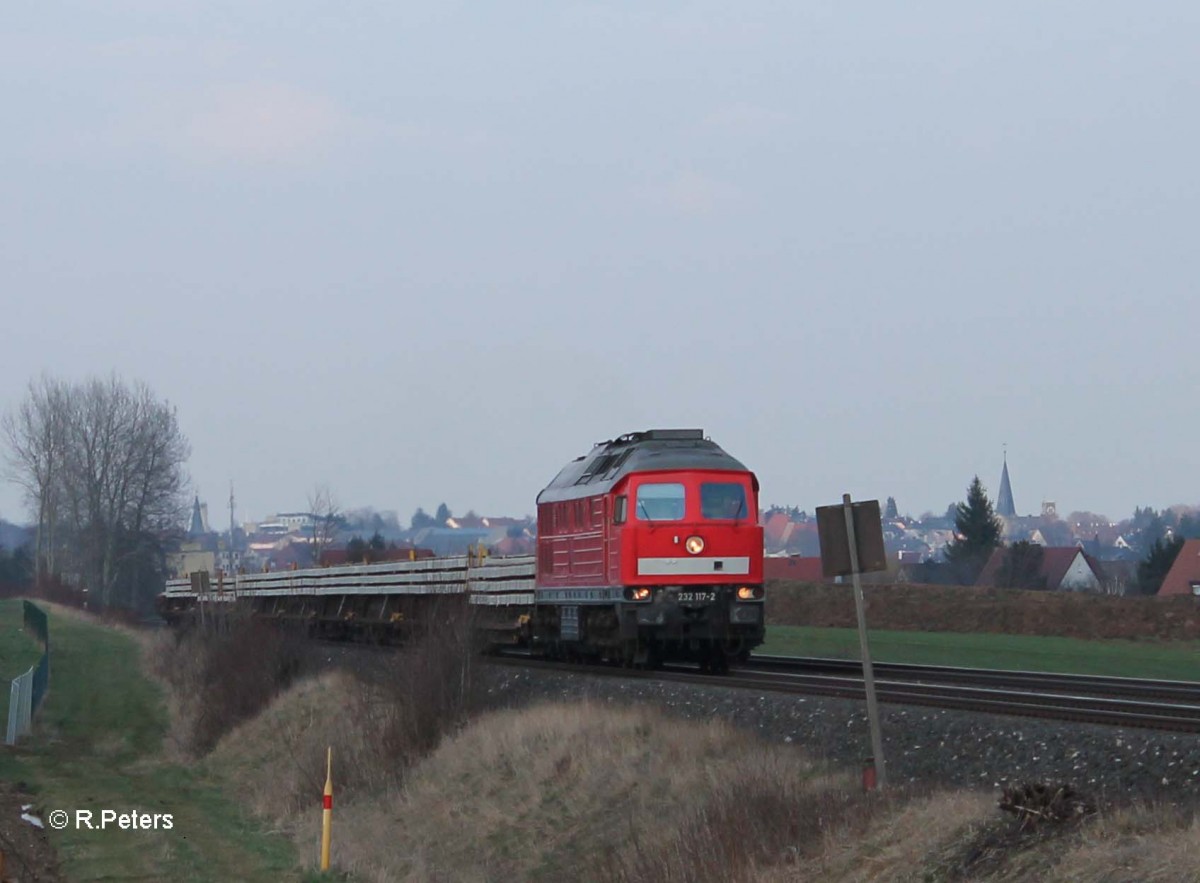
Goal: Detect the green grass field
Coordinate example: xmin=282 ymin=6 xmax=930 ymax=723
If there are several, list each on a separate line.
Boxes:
xmin=0 ymin=601 xmax=315 ymax=882
xmin=761 ymin=624 xmax=1200 ymax=681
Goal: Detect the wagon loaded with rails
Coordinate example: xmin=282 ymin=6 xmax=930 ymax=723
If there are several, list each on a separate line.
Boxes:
xmin=158 ymin=429 xmax=765 ymax=670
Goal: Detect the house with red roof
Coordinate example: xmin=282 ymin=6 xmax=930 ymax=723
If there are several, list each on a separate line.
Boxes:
xmin=1158 ymin=539 xmax=1200 ymax=597
xmin=761 ymin=513 xmax=820 ymax=556
xmin=976 ymin=546 xmax=1103 ymax=592
xmin=763 ymin=555 xmax=825 ymax=582
xmin=763 ymin=512 xmax=792 ymax=546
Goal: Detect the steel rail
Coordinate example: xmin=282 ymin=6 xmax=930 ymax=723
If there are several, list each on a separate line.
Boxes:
xmin=746 ymin=655 xmax=1200 ymax=703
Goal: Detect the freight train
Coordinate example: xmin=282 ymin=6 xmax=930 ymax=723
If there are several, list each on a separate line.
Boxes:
xmin=158 ymin=429 xmax=765 ymax=670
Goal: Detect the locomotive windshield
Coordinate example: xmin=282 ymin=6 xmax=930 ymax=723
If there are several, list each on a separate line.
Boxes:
xmin=701 ymin=482 xmax=747 ymax=519
xmin=635 ymin=483 xmax=685 ymax=520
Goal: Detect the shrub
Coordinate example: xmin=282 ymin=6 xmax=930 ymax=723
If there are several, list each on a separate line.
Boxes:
xmin=149 ymin=611 xmax=307 ymax=755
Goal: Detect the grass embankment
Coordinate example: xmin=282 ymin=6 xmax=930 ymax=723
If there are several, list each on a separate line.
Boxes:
xmin=214 ymin=681 xmax=1200 ymax=882
xmin=0 ymin=602 xmax=308 ymax=881
xmin=143 ymin=599 xmax=479 ymax=879
xmin=133 ymin=601 xmax=1200 ymax=881
xmin=213 ymin=690 xmax=894 ymax=882
xmin=762 ymin=625 xmax=1200 ymax=680
xmin=0 ymin=598 xmax=45 ymax=724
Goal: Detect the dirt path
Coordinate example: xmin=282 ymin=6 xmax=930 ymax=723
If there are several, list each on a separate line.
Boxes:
xmin=0 ymin=782 xmax=62 ymax=882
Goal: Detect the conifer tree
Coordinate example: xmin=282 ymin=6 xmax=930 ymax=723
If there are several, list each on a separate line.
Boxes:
xmin=996 ymin=540 xmax=1045 ymax=589
xmin=944 ymin=476 xmax=1003 ymax=584
xmin=1137 ymin=535 xmax=1184 ymax=595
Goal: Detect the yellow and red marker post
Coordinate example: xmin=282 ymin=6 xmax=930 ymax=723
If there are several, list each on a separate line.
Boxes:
xmin=320 ymin=747 xmax=333 ymax=871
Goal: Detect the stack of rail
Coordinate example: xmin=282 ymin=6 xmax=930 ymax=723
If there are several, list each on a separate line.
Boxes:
xmin=159 ymin=555 xmax=536 ymax=640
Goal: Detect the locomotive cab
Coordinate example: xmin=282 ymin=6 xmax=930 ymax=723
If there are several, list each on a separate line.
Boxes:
xmin=534 ymin=429 xmax=765 ymax=670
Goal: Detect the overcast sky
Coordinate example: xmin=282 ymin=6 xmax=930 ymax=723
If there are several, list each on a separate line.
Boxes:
xmin=3 ymin=3 xmax=1198 ymax=526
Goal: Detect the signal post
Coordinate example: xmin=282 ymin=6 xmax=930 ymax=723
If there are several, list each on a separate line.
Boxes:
xmin=816 ymin=496 xmax=888 ymax=790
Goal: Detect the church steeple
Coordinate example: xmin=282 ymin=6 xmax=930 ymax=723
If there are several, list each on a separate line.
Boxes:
xmin=996 ymin=450 xmax=1016 ymax=518
xmin=188 ymin=495 xmax=206 ymax=536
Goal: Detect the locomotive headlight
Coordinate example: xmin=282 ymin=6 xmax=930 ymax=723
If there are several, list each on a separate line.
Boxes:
xmin=736 ymin=586 xmax=762 ymax=600
xmin=684 ymin=536 xmax=705 ymax=555
xmin=628 ymin=587 xmax=652 ymax=601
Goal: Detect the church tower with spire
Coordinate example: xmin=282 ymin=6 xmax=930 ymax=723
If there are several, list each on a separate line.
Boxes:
xmin=996 ymin=451 xmax=1016 ymax=518
xmin=188 ymin=495 xmax=206 ymax=537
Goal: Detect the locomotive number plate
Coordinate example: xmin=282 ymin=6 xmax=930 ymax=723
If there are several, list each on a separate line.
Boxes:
xmin=677 ymin=591 xmax=717 ymax=603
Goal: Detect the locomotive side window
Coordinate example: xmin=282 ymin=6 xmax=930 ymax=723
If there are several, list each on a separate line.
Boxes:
xmin=635 ymin=483 xmax=685 ymax=521
xmin=701 ymin=482 xmax=748 ymax=519
xmin=613 ymin=495 xmax=627 ymax=524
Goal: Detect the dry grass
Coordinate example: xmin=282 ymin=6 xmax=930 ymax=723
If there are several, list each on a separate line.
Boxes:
xmin=856 ymin=795 xmax=1199 ymax=883
xmin=35 ymin=598 xmax=131 ymax=631
xmin=205 ymin=604 xmax=481 ymax=830
xmin=322 ymin=701 xmax=874 ymax=883
xmin=38 ymin=599 xmax=154 ymax=657
xmin=1023 ymin=804 xmax=1199 ymax=882
xmin=760 ymin=789 xmax=995 ymax=883
xmin=207 ymin=671 xmax=371 ymax=819
xmin=194 ymin=671 xmax=1200 ymax=882
xmin=144 ymin=598 xmax=1200 ymax=881
xmin=608 ymin=768 xmax=903 ymax=883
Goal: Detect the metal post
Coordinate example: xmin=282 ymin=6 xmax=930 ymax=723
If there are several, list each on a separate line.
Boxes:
xmin=21 ymin=672 xmax=31 ymax=736
xmin=6 ymin=680 xmax=19 ymax=744
xmin=320 ymin=747 xmax=333 ymax=871
xmin=843 ymin=493 xmax=887 ymax=790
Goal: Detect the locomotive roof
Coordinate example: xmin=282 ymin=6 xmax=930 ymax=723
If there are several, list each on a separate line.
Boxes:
xmin=536 ymin=429 xmax=750 ymax=504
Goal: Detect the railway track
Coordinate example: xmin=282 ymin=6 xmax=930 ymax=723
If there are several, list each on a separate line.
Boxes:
xmin=747 ymin=655 xmax=1200 ymax=704
xmin=488 ymin=653 xmax=1200 ymax=733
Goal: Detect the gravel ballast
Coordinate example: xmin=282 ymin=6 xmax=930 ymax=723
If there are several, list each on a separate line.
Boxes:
xmin=480 ymin=664 xmax=1200 ymax=808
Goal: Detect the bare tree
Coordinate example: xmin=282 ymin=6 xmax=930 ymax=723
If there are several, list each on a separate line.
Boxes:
xmin=2 ymin=375 xmax=69 ymax=581
xmin=3 ymin=374 xmax=190 ymax=609
xmin=307 ymin=484 xmax=341 ymax=565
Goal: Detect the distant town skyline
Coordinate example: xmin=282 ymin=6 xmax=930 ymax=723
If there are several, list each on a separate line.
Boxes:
xmin=0 ymin=425 xmax=1192 ymax=529
xmin=49 ymin=448 xmax=1185 ymax=531
xmin=0 ymin=420 xmax=1189 ymax=529
xmin=168 ymin=447 xmax=1200 ymax=528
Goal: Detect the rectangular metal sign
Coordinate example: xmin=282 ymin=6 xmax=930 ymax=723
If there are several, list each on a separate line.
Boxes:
xmin=816 ymin=499 xmax=887 ymax=577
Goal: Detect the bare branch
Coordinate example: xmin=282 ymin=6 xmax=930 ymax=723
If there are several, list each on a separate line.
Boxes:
xmin=1 ymin=373 xmax=191 ymax=609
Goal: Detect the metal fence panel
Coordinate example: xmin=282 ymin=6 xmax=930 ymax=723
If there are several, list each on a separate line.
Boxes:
xmin=6 ymin=666 xmax=33 ymax=745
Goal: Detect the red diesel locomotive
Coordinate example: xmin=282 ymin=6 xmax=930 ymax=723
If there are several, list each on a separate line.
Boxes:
xmin=532 ymin=428 xmax=764 ymax=670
